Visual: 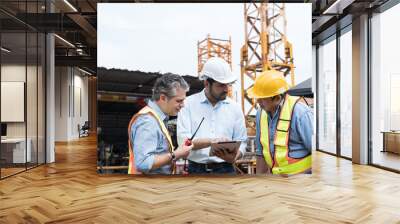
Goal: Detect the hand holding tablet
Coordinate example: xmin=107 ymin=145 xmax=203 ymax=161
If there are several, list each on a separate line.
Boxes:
xmin=209 ymin=141 xmax=241 ymax=163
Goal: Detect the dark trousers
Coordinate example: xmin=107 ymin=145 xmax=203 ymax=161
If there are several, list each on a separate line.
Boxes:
xmin=188 ymin=160 xmax=235 ymax=174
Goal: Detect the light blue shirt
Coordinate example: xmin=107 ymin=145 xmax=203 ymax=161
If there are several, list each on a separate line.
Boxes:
xmin=177 ymin=89 xmax=247 ymax=163
xmin=255 ymin=98 xmax=313 ymax=158
xmin=129 ymin=100 xmax=172 ymax=174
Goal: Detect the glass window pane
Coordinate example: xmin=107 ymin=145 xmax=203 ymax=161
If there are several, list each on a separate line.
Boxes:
xmin=1 ymin=1 xmax=46 ymax=179
xmin=318 ymin=37 xmax=337 ymax=154
xmin=1 ymin=30 xmax=27 ymax=177
xmin=27 ymin=31 xmax=38 ymax=169
xmin=371 ymin=4 xmax=400 ymax=171
xmin=340 ymin=30 xmax=352 ymax=158
xmin=38 ymin=32 xmax=45 ymax=165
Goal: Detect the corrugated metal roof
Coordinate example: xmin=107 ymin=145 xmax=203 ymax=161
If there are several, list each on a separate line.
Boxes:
xmin=98 ymin=67 xmax=204 ymax=97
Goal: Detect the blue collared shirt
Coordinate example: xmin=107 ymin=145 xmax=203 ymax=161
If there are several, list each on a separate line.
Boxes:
xmin=177 ymin=89 xmax=247 ymax=163
xmin=255 ymin=99 xmax=313 ymax=158
xmin=129 ymin=100 xmax=172 ymax=174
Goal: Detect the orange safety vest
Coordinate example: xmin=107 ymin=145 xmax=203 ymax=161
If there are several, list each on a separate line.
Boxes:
xmin=127 ymin=106 xmax=175 ymax=174
xmin=260 ymin=95 xmax=312 ymax=175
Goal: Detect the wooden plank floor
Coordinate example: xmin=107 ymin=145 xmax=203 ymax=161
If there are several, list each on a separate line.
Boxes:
xmin=1 ymin=167 xmax=26 ymax=178
xmin=1 ymin=136 xmax=400 ymax=223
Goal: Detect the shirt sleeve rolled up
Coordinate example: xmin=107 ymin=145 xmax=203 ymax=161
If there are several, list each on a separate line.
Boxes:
xmin=177 ymin=105 xmax=192 ymax=146
xmin=130 ymin=115 xmax=158 ymax=172
xmin=295 ymin=108 xmax=314 ymax=154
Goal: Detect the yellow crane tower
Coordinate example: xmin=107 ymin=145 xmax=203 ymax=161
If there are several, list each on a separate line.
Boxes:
xmin=241 ymin=2 xmax=295 ymax=125
xmin=198 ymin=34 xmax=234 ymax=98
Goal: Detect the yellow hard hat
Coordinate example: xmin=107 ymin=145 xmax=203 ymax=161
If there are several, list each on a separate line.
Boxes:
xmin=246 ymin=70 xmax=290 ymax=99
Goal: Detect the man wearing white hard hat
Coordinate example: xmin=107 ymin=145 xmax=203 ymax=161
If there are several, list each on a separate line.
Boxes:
xmin=177 ymin=57 xmax=247 ymax=174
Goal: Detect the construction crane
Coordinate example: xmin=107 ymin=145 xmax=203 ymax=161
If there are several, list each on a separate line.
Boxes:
xmin=198 ymin=34 xmax=232 ymax=74
xmin=198 ymin=34 xmax=234 ymax=98
xmin=240 ymin=2 xmax=295 ymax=123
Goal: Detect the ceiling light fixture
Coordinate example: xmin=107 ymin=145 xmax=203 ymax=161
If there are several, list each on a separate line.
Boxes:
xmin=1 ymin=47 xmax=11 ymax=53
xmin=78 ymin=67 xmax=92 ymax=76
xmin=76 ymin=48 xmax=85 ymax=55
xmin=323 ymin=0 xmax=343 ymax=14
xmin=54 ymin=34 xmax=75 ymax=48
xmin=63 ymin=0 xmax=78 ymax=12
xmin=322 ymin=0 xmax=354 ymax=15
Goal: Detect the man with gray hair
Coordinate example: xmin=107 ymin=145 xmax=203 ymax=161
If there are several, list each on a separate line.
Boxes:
xmin=128 ymin=73 xmax=193 ymax=174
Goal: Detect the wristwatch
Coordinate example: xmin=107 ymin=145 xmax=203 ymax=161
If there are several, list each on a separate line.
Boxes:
xmin=170 ymin=151 xmax=176 ymax=162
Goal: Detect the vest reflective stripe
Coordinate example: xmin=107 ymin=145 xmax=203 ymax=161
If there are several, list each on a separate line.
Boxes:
xmin=127 ymin=106 xmax=174 ymax=174
xmin=260 ymin=110 xmax=273 ymax=167
xmin=260 ymin=95 xmax=312 ymax=175
xmin=272 ymin=155 xmax=311 ymax=174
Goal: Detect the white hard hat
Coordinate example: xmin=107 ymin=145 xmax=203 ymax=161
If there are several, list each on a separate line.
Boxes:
xmin=199 ymin=57 xmax=237 ymax=84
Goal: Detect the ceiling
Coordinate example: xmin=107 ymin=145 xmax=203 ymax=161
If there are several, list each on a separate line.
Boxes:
xmin=311 ymin=0 xmax=392 ymax=44
xmin=0 ymin=0 xmax=98 ymax=73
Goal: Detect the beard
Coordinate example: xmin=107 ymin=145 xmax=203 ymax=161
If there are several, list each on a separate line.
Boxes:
xmin=212 ymin=91 xmax=227 ymax=101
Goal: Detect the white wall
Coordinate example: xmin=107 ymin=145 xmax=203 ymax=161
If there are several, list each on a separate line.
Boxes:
xmin=1 ymin=65 xmax=35 ymax=138
xmin=75 ymin=73 xmax=89 ymax=132
xmin=1 ymin=65 xmax=26 ymax=139
xmin=55 ymin=67 xmax=89 ymax=141
xmin=1 ymin=64 xmax=25 ymax=128
xmin=55 ymin=67 xmax=69 ymax=141
xmin=1 ymin=64 xmax=26 ymax=81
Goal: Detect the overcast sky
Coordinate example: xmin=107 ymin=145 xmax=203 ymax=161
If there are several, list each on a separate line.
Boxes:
xmin=98 ymin=3 xmax=311 ymax=109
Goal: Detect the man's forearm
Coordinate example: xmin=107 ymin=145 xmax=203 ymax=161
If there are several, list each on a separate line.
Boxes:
xmin=151 ymin=153 xmax=172 ymax=170
xmin=191 ymin=138 xmax=212 ymax=150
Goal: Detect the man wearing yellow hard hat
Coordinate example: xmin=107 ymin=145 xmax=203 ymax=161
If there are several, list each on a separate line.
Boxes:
xmin=247 ymin=70 xmax=313 ymax=175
